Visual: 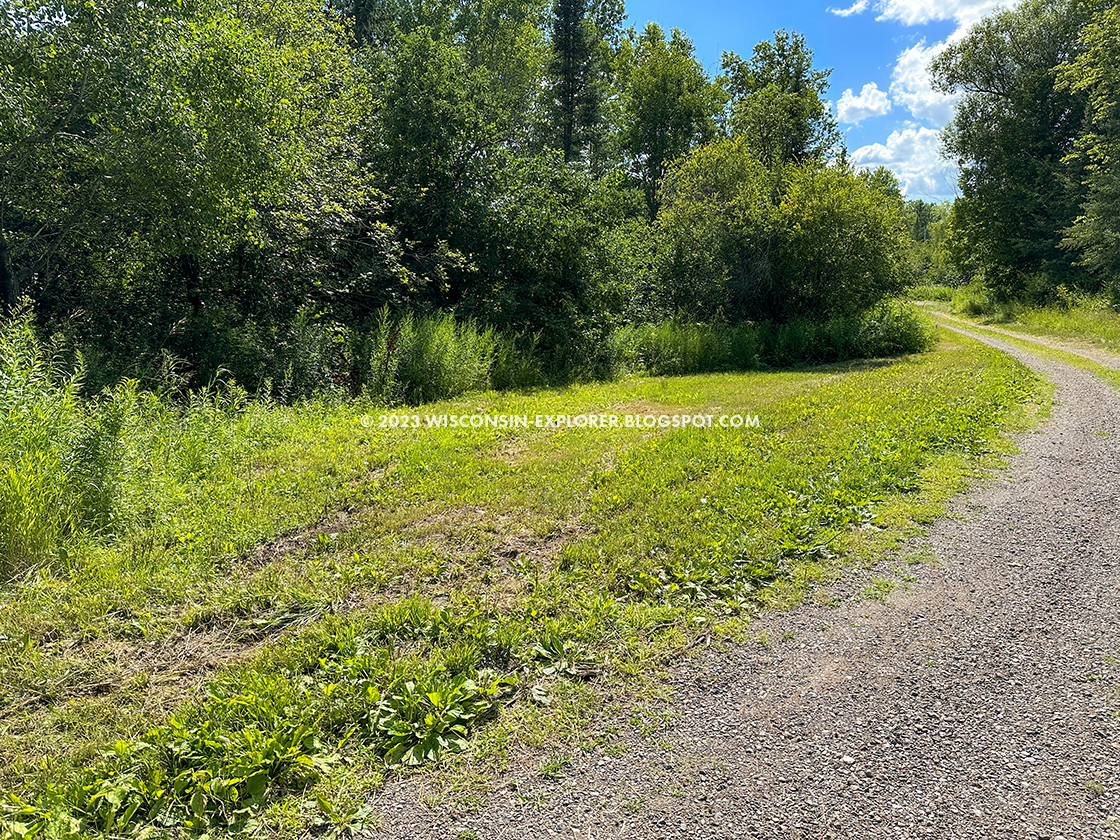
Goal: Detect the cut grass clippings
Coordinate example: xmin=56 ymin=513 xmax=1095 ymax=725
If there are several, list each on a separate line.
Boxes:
xmin=0 ymin=329 xmax=1047 ymax=838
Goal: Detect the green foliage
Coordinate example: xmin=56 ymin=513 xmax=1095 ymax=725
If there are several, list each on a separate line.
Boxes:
xmin=613 ymin=321 xmax=761 ymax=375
xmin=931 ymin=0 xmax=1103 ymax=298
xmin=770 ymin=165 xmax=909 ymax=318
xmin=904 ymin=199 xmax=968 ymax=287
xmin=618 ymin=23 xmax=726 ymax=217
xmin=368 ymin=674 xmax=506 ymax=766
xmin=365 ymin=309 xmax=497 ymax=405
xmin=720 ymin=30 xmax=841 ymax=166
xmin=907 ymin=284 xmax=955 ymax=302
xmin=0 ymin=308 xmax=82 ymax=577
xmin=0 ymin=306 xmax=303 ymax=581
xmin=545 ymin=0 xmax=606 ymax=163
xmin=951 ymin=283 xmax=1120 ymax=351
xmin=463 ymin=154 xmax=630 ymax=376
xmin=616 ymin=303 xmax=933 ymax=376
xmin=2 ymin=0 xmax=908 ymax=393
xmin=649 ymin=138 xmax=909 ymax=322
xmin=1057 ymin=3 xmax=1120 ymax=292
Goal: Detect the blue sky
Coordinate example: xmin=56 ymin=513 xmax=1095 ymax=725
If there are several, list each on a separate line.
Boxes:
xmin=623 ymin=0 xmax=1019 ymax=201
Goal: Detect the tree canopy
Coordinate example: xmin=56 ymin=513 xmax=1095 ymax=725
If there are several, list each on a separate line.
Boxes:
xmin=0 ymin=0 xmax=914 ymax=394
xmin=931 ymin=0 xmax=1116 ymax=299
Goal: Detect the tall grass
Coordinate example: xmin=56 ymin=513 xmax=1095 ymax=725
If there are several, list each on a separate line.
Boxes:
xmin=365 ymin=309 xmax=498 ymax=405
xmin=1 ymin=309 xmax=90 ymax=578
xmin=0 ymin=308 xmax=289 ymax=581
xmin=611 ymin=320 xmax=761 ymax=375
xmin=950 ymin=284 xmax=1120 ymax=350
xmin=615 ymin=302 xmax=934 ymax=376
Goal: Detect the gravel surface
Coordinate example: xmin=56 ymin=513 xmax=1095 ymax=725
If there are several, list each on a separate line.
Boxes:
xmin=367 ymin=327 xmax=1120 ymax=839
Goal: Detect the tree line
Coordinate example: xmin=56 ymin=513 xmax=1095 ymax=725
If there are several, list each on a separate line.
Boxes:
xmin=0 ymin=0 xmax=913 ymax=395
xmin=928 ymin=0 xmax=1120 ymax=303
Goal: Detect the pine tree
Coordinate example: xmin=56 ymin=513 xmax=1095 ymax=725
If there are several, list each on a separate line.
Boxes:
xmin=547 ymin=0 xmax=601 ymax=162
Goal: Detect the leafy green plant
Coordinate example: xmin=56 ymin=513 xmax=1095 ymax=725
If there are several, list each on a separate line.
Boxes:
xmin=367 ymin=674 xmax=507 ymax=766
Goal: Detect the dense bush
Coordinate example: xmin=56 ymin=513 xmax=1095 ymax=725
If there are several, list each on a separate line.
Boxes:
xmin=364 ymin=309 xmax=497 ymax=405
xmin=646 ymin=138 xmax=910 ymax=323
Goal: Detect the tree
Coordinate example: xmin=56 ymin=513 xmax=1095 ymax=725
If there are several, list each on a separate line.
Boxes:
xmin=619 ymin=23 xmax=726 ymax=218
xmin=0 ymin=0 xmax=153 ymax=311
xmin=720 ymin=30 xmax=840 ymax=167
xmin=0 ymin=0 xmax=387 ymax=388
xmin=931 ymin=0 xmax=1104 ymax=298
xmin=545 ymin=0 xmax=603 ymax=162
xmin=650 ymin=138 xmax=906 ymax=322
xmin=769 ymin=164 xmax=908 ymax=319
xmin=1057 ymin=2 xmax=1120 ymax=292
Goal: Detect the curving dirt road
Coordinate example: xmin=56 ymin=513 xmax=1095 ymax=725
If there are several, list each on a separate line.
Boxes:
xmin=371 ymin=323 xmax=1120 ymax=840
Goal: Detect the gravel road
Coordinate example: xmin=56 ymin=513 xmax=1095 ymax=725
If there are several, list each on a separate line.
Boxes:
xmin=368 ymin=325 xmax=1120 ymax=840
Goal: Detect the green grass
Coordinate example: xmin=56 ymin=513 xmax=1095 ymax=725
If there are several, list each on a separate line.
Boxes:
xmin=1004 ymin=302 xmax=1120 ymax=352
xmin=0 ymin=324 xmax=1046 ymax=838
xmin=948 ymin=285 xmax=1120 ymax=352
xmin=928 ymin=311 xmax=1120 ymax=391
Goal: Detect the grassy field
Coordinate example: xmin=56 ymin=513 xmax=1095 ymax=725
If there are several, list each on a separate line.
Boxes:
xmin=912 ymin=283 xmax=1120 ymax=352
xmin=0 ymin=326 xmax=1045 ymax=838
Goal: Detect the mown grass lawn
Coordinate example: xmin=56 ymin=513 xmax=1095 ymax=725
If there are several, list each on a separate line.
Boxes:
xmin=0 ymin=328 xmax=1046 ymax=838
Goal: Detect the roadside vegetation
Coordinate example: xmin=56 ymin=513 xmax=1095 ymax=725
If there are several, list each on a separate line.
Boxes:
xmin=3 ymin=0 xmax=912 ymax=398
xmin=949 ymin=288 xmax=1120 ymax=353
xmin=2 ymin=0 xmax=1101 ymax=835
xmin=906 ymin=283 xmax=1120 ymax=356
xmin=901 ymin=0 xmax=1120 ymax=323
xmin=0 ymin=312 xmax=1044 ymax=838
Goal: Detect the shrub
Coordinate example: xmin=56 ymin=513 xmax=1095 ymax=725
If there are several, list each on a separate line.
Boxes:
xmin=651 ymin=138 xmax=910 ymax=323
xmin=906 ymin=283 xmax=954 ymax=302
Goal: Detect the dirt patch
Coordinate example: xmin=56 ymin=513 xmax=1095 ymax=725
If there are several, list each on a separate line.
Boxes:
xmin=240 ymin=507 xmax=360 ymax=575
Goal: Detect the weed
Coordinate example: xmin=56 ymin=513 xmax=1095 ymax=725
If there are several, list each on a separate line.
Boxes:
xmin=538 ymin=755 xmax=571 ymax=778
xmin=1085 ymin=779 xmax=1106 ymax=797
xmin=861 ymin=579 xmax=896 ymax=602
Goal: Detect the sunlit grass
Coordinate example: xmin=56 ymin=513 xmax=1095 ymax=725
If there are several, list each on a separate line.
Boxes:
xmin=0 ymin=328 xmax=1046 ymax=838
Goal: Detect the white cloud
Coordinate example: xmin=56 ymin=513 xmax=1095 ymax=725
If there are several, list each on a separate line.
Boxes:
xmin=837 ymin=82 xmax=892 ymax=124
xmin=827 ymin=0 xmax=869 ymax=16
xmin=875 ymin=0 xmax=1025 ymax=127
xmin=889 ymin=40 xmax=958 ymax=125
xmin=875 ymin=0 xmax=1019 ymax=31
xmin=851 ymin=126 xmax=958 ymax=199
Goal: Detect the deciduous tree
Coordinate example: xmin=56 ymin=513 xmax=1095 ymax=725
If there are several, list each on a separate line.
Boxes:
xmin=720 ymin=30 xmax=840 ymax=167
